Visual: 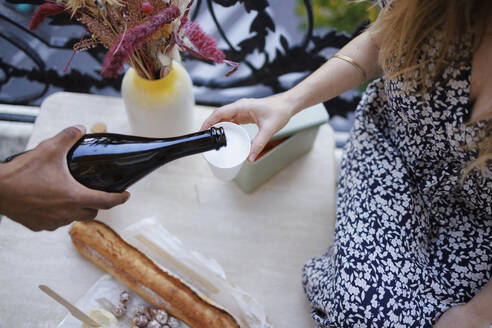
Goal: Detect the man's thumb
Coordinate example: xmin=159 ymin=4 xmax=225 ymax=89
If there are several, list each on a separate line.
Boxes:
xmin=53 ymin=125 xmax=86 ymax=150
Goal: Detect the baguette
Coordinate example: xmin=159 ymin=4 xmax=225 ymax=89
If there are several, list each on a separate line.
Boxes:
xmin=69 ymin=220 xmax=239 ymax=328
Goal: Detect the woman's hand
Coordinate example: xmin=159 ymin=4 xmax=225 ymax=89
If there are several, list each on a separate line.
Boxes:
xmin=201 ymin=94 xmax=295 ymax=162
xmin=0 ymin=125 xmax=130 ymax=231
xmin=434 ymin=304 xmax=491 ymax=328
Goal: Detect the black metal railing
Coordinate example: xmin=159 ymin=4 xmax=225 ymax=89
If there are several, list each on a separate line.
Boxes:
xmin=0 ymin=0 xmax=364 ymax=121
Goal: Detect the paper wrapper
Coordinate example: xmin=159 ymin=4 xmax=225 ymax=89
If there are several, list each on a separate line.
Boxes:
xmin=56 ymin=274 xmax=190 ymax=328
xmin=122 ymin=217 xmax=272 ymax=328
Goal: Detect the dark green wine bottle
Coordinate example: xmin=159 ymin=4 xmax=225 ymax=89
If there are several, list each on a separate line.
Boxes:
xmin=66 ymin=127 xmax=226 ymax=192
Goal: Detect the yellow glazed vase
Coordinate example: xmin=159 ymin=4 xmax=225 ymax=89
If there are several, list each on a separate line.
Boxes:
xmin=121 ymin=61 xmax=194 ymax=137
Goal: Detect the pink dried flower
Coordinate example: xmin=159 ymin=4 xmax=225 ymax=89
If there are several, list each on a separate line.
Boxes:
xmin=174 ymin=19 xmax=238 ymax=76
xmin=141 ymin=2 xmax=153 ymax=15
xmin=101 ymin=5 xmax=180 ymax=78
xmin=184 ymin=20 xmax=225 ymax=62
xmin=29 ymin=2 xmax=66 ymax=30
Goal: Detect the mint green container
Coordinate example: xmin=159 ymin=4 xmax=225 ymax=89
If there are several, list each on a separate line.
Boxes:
xmin=234 ymin=103 xmax=329 ymax=193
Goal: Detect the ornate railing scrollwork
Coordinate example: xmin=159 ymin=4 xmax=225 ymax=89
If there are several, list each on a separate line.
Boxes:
xmin=0 ymin=0 xmax=364 ymax=118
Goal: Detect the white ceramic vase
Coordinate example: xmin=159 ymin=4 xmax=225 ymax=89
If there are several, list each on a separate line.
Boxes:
xmin=121 ymin=61 xmax=194 ymax=138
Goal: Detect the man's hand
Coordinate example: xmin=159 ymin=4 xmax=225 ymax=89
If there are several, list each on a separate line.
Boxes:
xmin=0 ymin=125 xmax=130 ymax=231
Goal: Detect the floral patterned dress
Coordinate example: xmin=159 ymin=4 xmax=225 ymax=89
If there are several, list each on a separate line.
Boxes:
xmin=302 ymin=30 xmax=492 ymax=327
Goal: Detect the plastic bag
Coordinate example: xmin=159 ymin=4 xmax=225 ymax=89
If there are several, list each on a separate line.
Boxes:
xmin=123 ymin=217 xmax=272 ymax=328
xmin=57 ymin=274 xmax=190 ymax=328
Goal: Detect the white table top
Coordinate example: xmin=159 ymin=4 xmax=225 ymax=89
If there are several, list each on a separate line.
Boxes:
xmin=0 ymin=92 xmax=337 ymax=327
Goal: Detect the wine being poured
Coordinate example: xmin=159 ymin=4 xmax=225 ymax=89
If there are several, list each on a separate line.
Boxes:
xmin=5 ymin=127 xmax=227 ymax=193
xmin=67 ymin=127 xmax=226 ymax=192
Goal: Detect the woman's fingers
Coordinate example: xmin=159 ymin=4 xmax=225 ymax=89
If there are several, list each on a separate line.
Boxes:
xmin=201 ymin=105 xmax=237 ymax=130
xmin=200 ymin=97 xmax=290 ymax=161
xmin=201 ymin=99 xmax=260 ymax=130
xmin=249 ymin=125 xmax=275 ymax=162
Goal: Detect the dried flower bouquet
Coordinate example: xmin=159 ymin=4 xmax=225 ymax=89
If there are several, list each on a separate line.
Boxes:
xmin=29 ymin=0 xmax=238 ymax=80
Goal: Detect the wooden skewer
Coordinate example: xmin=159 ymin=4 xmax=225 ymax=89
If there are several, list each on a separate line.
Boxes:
xmin=38 ymin=285 xmax=101 ymax=327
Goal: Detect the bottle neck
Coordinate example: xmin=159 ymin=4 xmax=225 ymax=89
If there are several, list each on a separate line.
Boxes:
xmin=69 ymin=127 xmax=226 ymax=159
xmin=154 ymin=127 xmax=226 ymax=162
xmin=209 ymin=126 xmax=227 ymax=149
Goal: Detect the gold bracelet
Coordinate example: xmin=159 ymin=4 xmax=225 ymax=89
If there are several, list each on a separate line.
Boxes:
xmin=331 ymin=54 xmax=367 ymax=84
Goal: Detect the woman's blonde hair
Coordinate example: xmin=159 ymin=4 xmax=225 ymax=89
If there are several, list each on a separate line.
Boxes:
xmin=368 ymin=0 xmax=492 ymax=174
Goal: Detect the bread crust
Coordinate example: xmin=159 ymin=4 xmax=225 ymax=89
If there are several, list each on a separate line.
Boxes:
xmin=69 ymin=220 xmax=239 ymax=328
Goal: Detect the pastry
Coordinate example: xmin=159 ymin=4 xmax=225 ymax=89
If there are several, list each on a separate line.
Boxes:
xmin=90 ymin=122 xmax=107 ymax=133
